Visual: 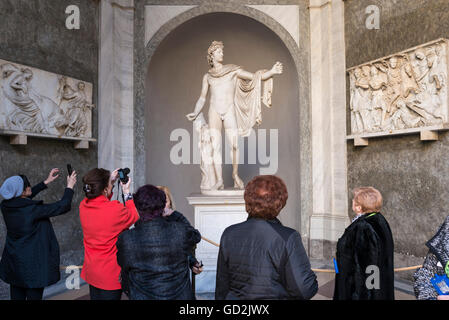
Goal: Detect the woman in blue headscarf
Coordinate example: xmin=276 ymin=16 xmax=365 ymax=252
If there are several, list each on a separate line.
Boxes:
xmin=0 ymin=169 xmax=77 ymax=300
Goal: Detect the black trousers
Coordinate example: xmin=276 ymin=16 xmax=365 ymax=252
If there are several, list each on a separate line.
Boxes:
xmin=89 ymin=285 xmax=122 ymax=300
xmin=10 ymin=285 xmax=44 ymax=300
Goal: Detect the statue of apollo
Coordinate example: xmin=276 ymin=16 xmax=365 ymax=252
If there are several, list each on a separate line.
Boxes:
xmin=186 ymin=41 xmax=283 ymax=191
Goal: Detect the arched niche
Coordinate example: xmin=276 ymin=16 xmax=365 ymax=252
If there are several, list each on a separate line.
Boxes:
xmin=136 ymin=6 xmax=308 ymax=233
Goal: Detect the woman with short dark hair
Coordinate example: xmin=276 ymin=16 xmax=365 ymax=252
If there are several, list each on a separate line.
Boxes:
xmin=79 ymin=168 xmax=139 ymax=300
xmin=116 ymin=184 xmax=201 ymax=300
xmin=215 ymin=175 xmax=318 ymax=300
xmin=0 ymin=168 xmax=77 ymax=300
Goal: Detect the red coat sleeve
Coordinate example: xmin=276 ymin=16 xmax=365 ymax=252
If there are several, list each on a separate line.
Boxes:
xmin=112 ymin=199 xmax=139 ymax=229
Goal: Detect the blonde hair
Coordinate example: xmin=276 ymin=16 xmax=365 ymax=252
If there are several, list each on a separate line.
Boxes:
xmin=352 ymin=187 xmax=383 ymax=213
xmin=157 ymin=186 xmax=176 ymax=210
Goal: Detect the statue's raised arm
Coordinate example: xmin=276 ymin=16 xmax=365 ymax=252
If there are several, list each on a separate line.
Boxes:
xmin=236 ymin=61 xmax=283 ymax=81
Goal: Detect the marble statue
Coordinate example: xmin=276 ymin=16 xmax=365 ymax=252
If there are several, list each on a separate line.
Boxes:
xmin=193 ymin=112 xmax=217 ymax=191
xmin=186 ymin=41 xmax=282 ymax=191
xmin=348 ymin=39 xmax=449 ymax=135
xmin=0 ymin=59 xmax=93 ymax=138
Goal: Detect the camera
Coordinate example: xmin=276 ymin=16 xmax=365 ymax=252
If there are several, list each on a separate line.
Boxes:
xmin=118 ymin=168 xmax=130 ymax=184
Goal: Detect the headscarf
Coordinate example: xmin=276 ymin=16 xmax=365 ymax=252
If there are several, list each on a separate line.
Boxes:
xmin=0 ymin=176 xmax=24 ymax=200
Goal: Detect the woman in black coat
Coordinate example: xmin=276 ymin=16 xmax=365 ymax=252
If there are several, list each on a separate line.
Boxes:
xmin=333 ymin=187 xmax=394 ymax=300
xmin=215 ymin=175 xmax=318 ymax=300
xmin=116 ymin=184 xmax=201 ymax=300
xmin=0 ymin=169 xmax=77 ymax=300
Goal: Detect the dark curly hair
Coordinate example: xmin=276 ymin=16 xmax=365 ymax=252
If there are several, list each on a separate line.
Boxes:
xmin=133 ymin=184 xmax=166 ymax=221
xmin=244 ymin=175 xmax=288 ymax=220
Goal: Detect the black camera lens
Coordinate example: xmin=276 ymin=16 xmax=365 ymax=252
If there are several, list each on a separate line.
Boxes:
xmin=118 ymin=168 xmax=130 ymax=183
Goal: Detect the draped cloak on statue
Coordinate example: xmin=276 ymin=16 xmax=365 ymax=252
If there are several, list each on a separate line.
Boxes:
xmin=207 ymin=64 xmax=274 ymax=137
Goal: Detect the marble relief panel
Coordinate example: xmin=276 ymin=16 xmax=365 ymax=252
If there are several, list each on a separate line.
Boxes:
xmin=348 ymin=39 xmax=449 ymax=135
xmin=0 ymin=59 xmax=93 ymax=138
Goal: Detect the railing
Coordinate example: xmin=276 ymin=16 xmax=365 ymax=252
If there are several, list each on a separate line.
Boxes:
xmin=193 ymin=236 xmax=423 ymax=273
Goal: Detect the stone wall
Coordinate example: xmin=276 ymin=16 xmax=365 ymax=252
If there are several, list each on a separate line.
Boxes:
xmin=0 ymin=0 xmax=99 ymax=261
xmin=345 ymin=0 xmax=449 ymax=266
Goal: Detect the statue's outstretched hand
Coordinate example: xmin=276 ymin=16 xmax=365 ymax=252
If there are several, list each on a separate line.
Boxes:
xmin=272 ymin=61 xmax=283 ymax=75
xmin=186 ymin=112 xmax=198 ymax=121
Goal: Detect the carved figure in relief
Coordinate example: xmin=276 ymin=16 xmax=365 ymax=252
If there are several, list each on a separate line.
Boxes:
xmin=0 ymin=63 xmax=62 ymax=134
xmin=57 ymin=77 xmax=94 ymax=137
xmin=385 ymin=56 xmax=402 ymax=111
xmin=351 ymin=67 xmax=371 ymax=132
xmin=428 ymin=44 xmax=446 ymax=91
xmin=349 ymin=40 xmax=448 ymax=134
xmin=368 ymin=65 xmax=388 ymax=128
xmin=408 ymin=82 xmax=443 ymax=123
xmin=390 ymin=99 xmax=422 ymax=129
xmin=412 ymin=49 xmax=432 ymax=85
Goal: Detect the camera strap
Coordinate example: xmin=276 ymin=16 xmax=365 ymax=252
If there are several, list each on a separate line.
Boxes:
xmin=116 ymin=179 xmax=126 ymax=207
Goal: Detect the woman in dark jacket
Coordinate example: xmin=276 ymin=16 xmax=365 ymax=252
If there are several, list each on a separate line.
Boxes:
xmin=0 ymin=169 xmax=77 ymax=300
xmin=333 ymin=187 xmax=394 ymax=300
xmin=215 ymin=175 xmax=318 ymax=300
xmin=116 ymin=184 xmax=201 ymax=300
xmin=414 ymin=215 xmax=449 ymax=300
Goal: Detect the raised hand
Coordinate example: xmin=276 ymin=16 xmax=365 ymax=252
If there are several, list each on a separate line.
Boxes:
xmin=271 ymin=61 xmax=283 ymax=75
xmin=192 ymin=261 xmax=203 ymax=275
xmin=110 ymin=168 xmax=120 ymax=184
xmin=67 ymin=171 xmax=77 ymax=189
xmin=44 ymin=168 xmax=60 ymax=185
xmin=121 ymin=177 xmax=132 ymax=194
xmin=186 ymin=112 xmax=198 ymax=121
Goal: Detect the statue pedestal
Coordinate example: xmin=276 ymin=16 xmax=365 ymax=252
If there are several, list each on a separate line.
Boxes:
xmin=186 ymin=193 xmax=248 ymax=294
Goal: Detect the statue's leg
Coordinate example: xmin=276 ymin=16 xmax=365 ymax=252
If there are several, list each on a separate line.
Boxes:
xmin=208 ymin=109 xmax=224 ymax=190
xmin=224 ymin=109 xmax=244 ymax=189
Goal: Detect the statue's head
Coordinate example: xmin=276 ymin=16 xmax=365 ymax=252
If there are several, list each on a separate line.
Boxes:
xmin=415 ymin=49 xmax=425 ymax=60
xmin=389 ymin=56 xmax=398 ymax=68
xmin=0 ymin=63 xmax=33 ymax=102
xmin=207 ymin=41 xmax=224 ymax=67
xmin=78 ymin=82 xmax=85 ymax=90
xmin=362 ymin=66 xmax=370 ymax=77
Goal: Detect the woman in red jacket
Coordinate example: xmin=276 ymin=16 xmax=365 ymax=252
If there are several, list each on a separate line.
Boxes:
xmin=79 ymin=168 xmax=139 ymax=300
